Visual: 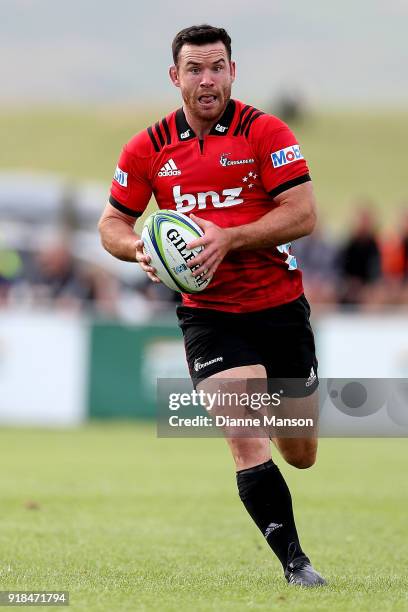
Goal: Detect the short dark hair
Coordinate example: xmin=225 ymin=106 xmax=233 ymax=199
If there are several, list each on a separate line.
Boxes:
xmin=172 ymin=24 xmax=232 ymax=65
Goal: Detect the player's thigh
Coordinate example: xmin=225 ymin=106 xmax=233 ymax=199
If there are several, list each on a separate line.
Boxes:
xmin=257 ymin=295 xmax=319 ymax=397
xmin=198 ymin=364 xmax=271 ymax=470
xmin=177 ymin=306 xmax=261 ymax=383
xmin=253 ymin=296 xmax=320 ymax=465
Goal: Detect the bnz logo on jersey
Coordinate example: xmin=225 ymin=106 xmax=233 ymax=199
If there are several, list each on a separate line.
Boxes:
xmin=271 ymin=145 xmax=303 ymax=168
xmin=114 ymin=166 xmax=128 ymax=187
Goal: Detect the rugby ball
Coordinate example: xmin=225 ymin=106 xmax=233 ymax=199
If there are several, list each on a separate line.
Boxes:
xmin=141 ymin=209 xmax=212 ymax=293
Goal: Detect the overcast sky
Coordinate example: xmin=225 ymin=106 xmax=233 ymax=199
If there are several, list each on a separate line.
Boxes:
xmin=2 ymin=0 xmax=408 ymax=108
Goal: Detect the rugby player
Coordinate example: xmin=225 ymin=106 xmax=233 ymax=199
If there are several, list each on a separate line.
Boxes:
xmin=98 ymin=24 xmax=326 ymax=587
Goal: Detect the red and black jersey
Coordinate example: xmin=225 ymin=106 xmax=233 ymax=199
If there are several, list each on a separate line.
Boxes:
xmin=109 ymin=99 xmax=311 ymax=313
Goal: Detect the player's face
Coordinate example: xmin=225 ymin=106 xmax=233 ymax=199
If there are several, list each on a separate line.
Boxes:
xmin=169 ymin=42 xmax=236 ymax=123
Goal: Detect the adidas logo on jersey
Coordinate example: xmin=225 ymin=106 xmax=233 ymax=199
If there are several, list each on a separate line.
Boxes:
xmin=158 ymin=159 xmax=181 ymax=177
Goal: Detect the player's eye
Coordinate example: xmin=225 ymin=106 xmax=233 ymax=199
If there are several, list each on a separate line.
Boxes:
xmin=190 ymin=67 xmax=200 ymax=74
xmin=214 ymin=65 xmax=223 ymax=72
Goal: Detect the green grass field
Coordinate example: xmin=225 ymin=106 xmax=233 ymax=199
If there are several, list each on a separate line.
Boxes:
xmin=1 ymin=107 xmax=408 ymax=229
xmin=0 ymin=424 xmax=406 ymax=611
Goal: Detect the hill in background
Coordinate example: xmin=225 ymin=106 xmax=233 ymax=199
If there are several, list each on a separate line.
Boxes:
xmin=1 ymin=107 xmax=406 ymax=230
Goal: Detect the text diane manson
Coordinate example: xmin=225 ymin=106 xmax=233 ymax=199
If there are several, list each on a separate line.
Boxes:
xmin=168 ymin=415 xmax=314 ymax=427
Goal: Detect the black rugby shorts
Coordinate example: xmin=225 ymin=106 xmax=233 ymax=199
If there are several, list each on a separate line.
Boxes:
xmin=176 ymin=294 xmax=318 ymax=398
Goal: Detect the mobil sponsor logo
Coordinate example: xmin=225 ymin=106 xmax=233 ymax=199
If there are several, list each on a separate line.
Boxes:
xmin=271 ymin=144 xmax=303 ymax=168
xmin=113 ymin=166 xmax=128 ymax=187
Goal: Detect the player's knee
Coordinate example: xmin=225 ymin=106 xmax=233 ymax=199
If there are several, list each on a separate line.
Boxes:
xmin=229 ymin=438 xmax=270 ymax=471
xmin=285 ymin=448 xmax=316 ymax=469
xmin=291 ymin=456 xmax=315 ymax=469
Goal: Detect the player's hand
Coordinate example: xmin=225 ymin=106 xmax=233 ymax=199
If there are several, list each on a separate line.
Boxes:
xmin=186 ymin=214 xmax=232 ymax=280
xmin=135 ymin=239 xmax=161 ymax=283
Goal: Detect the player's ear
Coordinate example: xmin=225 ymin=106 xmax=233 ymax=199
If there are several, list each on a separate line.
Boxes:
xmin=169 ymin=65 xmax=180 ymax=88
xmin=230 ymin=60 xmax=236 ymax=83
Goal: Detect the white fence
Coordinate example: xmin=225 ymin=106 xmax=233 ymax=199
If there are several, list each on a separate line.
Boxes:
xmin=1 ymin=311 xmax=408 ymax=426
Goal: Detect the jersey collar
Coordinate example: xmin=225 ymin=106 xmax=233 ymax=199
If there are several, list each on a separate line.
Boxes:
xmin=175 ymin=99 xmax=236 ymax=141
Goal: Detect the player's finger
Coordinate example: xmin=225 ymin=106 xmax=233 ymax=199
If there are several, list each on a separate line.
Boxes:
xmin=143 ymin=265 xmax=159 ymax=280
xmin=187 ymin=254 xmax=208 ymax=270
xmin=190 ymin=213 xmax=212 ymax=230
xmin=147 ymin=272 xmax=161 ymax=283
xmin=137 ymin=255 xmax=154 ymax=269
xmin=187 ymin=253 xmax=203 ymax=268
xmin=135 ymin=241 xmax=149 ymax=264
xmin=140 ymin=261 xmax=157 ymax=273
xmin=137 ymin=253 xmax=151 ymax=264
xmin=187 ymin=244 xmax=217 ymax=267
xmin=192 ymin=253 xmax=218 ymax=276
xmin=204 ymin=258 xmax=222 ymax=279
xmin=186 ymin=237 xmax=207 ymax=250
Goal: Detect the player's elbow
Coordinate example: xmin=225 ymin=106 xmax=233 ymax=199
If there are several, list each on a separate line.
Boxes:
xmin=303 ymin=207 xmax=317 ymax=236
xmin=297 ymin=195 xmax=317 ymax=237
xmin=98 ymin=216 xmax=117 ymax=256
xmin=97 ymin=218 xmax=108 ymax=251
xmin=97 ymin=216 xmax=106 ymax=236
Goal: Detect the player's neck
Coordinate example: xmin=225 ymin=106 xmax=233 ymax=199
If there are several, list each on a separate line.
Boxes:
xmin=182 ymin=104 xmax=228 ymax=139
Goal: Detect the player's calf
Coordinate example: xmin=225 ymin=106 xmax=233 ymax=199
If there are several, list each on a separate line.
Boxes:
xmin=270 ymin=390 xmax=319 ymax=469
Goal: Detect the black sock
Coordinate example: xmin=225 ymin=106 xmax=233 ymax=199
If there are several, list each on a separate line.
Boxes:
xmin=236 ymin=459 xmax=308 ymax=569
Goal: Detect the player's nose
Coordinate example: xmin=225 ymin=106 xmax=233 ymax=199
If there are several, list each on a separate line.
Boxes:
xmin=199 ymin=69 xmax=215 ymax=87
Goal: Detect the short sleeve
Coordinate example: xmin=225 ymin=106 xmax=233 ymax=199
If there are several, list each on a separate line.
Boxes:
xmin=250 ymin=115 xmax=311 ymax=198
xmin=109 ymin=142 xmax=153 ymax=217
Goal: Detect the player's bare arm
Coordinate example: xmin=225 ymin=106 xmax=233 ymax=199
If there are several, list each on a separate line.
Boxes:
xmin=187 ymin=181 xmax=316 ymax=279
xmin=228 ymin=181 xmax=317 ymax=250
xmin=98 ymin=203 xmax=160 ymax=283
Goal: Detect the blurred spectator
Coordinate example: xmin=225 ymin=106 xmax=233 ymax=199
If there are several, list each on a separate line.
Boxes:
xmin=370 ymin=206 xmax=408 ymax=311
xmin=337 ymin=206 xmax=381 ymax=305
xmin=271 ymin=89 xmax=307 ymax=124
xmin=10 ymin=236 xmax=119 ymax=316
xmin=292 ymin=223 xmax=339 ymax=306
xmin=0 ymin=243 xmax=23 ymax=305
xmin=141 ymin=278 xmax=181 ymax=310
xmin=399 ymin=207 xmax=408 ymax=280
xmin=380 ymin=228 xmax=405 ymax=281
xmin=4 ymin=189 xmax=408 ymax=316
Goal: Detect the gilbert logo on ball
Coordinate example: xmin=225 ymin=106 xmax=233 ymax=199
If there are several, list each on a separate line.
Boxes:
xmin=141 ymin=210 xmax=212 ymax=293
